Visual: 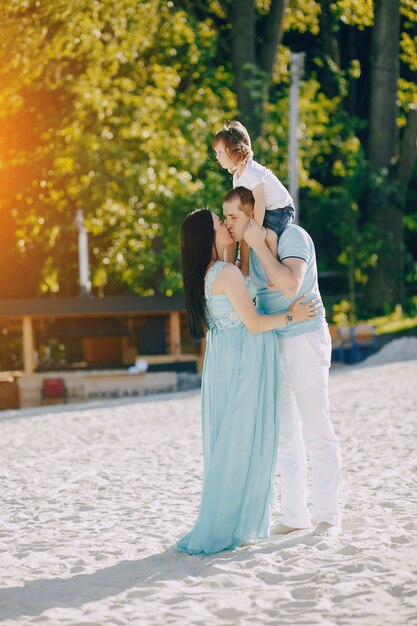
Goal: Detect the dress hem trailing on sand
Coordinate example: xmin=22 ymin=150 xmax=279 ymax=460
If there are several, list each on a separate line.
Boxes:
xmin=176 ymin=261 xmax=280 ymax=555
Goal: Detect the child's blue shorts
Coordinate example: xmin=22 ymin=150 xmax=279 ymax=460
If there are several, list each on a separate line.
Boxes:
xmin=263 ymin=205 xmax=295 ymax=236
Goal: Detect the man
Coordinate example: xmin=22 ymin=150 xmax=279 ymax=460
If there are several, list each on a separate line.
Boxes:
xmin=223 ymin=186 xmax=342 ymax=537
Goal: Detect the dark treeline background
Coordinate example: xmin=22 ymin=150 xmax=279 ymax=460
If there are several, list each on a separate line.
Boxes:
xmin=1 ymin=0 xmax=416 ymax=318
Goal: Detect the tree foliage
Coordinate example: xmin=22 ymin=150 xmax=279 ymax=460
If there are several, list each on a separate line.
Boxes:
xmin=0 ymin=0 xmax=234 ymax=297
xmin=0 ymin=0 xmax=416 ymax=317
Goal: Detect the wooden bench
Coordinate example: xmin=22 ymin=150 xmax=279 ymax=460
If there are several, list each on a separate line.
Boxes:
xmin=329 ymin=324 xmax=378 ymax=364
xmin=0 ymin=377 xmax=20 ymax=410
xmin=139 ymin=354 xmax=202 ymax=373
xmin=353 ymin=324 xmax=378 ymax=349
xmin=328 ymin=324 xmax=345 ymax=362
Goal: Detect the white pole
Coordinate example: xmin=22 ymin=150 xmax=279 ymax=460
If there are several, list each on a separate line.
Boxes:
xmin=288 ymin=52 xmax=305 ymax=224
xmin=75 ymin=209 xmax=91 ymax=295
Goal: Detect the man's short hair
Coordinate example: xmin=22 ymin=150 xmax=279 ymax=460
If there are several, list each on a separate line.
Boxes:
xmin=223 ymin=187 xmax=254 ymax=216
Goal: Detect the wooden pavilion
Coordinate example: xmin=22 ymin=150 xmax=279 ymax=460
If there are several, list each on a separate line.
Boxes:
xmin=0 ymin=295 xmax=202 ymax=408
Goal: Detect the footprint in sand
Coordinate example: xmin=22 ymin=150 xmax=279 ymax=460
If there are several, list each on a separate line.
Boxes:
xmin=70 ymin=565 xmax=85 ymax=573
xmin=258 ymin=572 xmax=286 ymax=585
xmin=337 ymin=544 xmax=360 ymax=555
xmin=288 ymin=572 xmax=321 ymax=583
xmin=291 ymin=585 xmax=320 ymax=600
xmin=217 ymin=608 xmax=244 ymax=620
xmin=340 ymin=563 xmax=364 ymax=573
xmin=126 ymin=590 xmax=150 ymax=600
xmin=386 ymin=584 xmax=416 ymax=597
xmin=391 ymin=535 xmax=410 ymax=544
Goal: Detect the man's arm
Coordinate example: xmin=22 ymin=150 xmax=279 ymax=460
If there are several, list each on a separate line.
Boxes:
xmin=243 ymin=219 xmax=307 ymax=298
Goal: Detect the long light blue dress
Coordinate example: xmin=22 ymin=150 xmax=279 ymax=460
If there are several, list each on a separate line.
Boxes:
xmin=176 ymin=260 xmax=280 ymax=555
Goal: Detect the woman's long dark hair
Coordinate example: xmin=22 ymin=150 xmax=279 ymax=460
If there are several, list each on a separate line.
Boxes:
xmin=181 ymin=209 xmax=216 ymax=339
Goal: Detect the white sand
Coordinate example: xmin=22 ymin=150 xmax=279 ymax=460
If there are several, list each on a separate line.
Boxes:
xmin=356 ymin=336 xmax=417 ymax=368
xmin=0 ymin=360 xmax=416 ymax=626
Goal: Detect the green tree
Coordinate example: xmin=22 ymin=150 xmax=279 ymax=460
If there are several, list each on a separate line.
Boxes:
xmin=0 ymin=0 xmax=234 ymax=298
xmin=176 ymin=0 xmax=287 ymax=138
xmin=1 ymin=0 xmax=416 ymax=315
xmin=364 ymin=0 xmax=417 ymax=312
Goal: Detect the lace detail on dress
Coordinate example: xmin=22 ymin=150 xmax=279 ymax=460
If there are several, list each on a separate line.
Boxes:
xmin=204 ymin=261 xmax=225 ymax=300
xmin=210 ymin=310 xmax=242 ymax=330
xmin=204 ymin=261 xmax=244 ymax=330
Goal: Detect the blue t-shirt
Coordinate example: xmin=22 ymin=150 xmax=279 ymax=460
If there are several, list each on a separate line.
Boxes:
xmin=249 ymin=224 xmax=326 ymax=337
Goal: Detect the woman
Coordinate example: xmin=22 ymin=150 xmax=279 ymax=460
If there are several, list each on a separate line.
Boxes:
xmin=176 ymin=209 xmax=318 ymax=555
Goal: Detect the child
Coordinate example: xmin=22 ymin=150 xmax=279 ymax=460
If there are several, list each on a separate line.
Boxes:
xmin=213 ymin=121 xmax=295 ymax=274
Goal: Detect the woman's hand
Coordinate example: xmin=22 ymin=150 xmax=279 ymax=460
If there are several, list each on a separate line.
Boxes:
xmin=289 ymin=295 xmax=321 ymax=323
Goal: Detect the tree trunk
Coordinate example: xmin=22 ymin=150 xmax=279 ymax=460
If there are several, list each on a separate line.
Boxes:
xmin=398 ymin=105 xmax=417 ymax=185
xmin=180 ymin=0 xmax=287 ymax=140
xmin=364 ymin=195 xmax=406 ymax=310
xmin=258 ymin=0 xmax=287 ymax=77
xmin=368 ymin=0 xmax=400 ymax=169
xmin=229 ymin=0 xmax=286 ymax=139
xmin=317 ymin=0 xmax=341 ymax=98
xmin=229 ymin=0 xmax=258 ymax=136
xmin=364 ymin=0 xmax=403 ymax=313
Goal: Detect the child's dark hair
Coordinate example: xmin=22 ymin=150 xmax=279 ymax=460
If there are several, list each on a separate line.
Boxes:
xmin=212 ymin=121 xmax=253 ymax=164
xmin=223 ymin=186 xmax=255 ymax=216
xmin=181 ymin=209 xmax=216 ymax=340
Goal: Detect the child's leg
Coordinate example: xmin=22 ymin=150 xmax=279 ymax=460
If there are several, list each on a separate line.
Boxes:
xmin=263 ymin=207 xmax=294 ymax=290
xmin=264 ymin=229 xmax=278 ymax=290
xmin=265 ymin=228 xmax=278 ymax=258
xmin=264 ymin=206 xmax=295 ymax=237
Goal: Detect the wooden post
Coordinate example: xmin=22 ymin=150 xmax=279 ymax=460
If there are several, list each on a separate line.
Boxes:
xmin=169 ymin=311 xmax=181 ymax=355
xmin=22 ymin=316 xmax=35 ymax=375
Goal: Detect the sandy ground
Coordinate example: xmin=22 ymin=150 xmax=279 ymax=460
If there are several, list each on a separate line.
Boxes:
xmin=0 ymin=359 xmax=416 ymax=626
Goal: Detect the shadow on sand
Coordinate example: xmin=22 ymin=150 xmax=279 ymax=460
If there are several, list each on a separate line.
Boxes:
xmin=0 ymin=532 xmax=320 ymax=620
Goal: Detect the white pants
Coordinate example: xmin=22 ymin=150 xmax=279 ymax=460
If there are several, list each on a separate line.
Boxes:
xmin=277 ymin=326 xmax=342 ymax=528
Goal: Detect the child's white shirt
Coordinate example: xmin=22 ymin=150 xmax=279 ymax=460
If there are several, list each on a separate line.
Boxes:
xmin=233 ymin=158 xmax=293 ymax=210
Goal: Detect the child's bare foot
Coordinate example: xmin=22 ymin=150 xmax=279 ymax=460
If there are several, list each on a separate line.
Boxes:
xmin=270 ymin=523 xmax=307 ymax=535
